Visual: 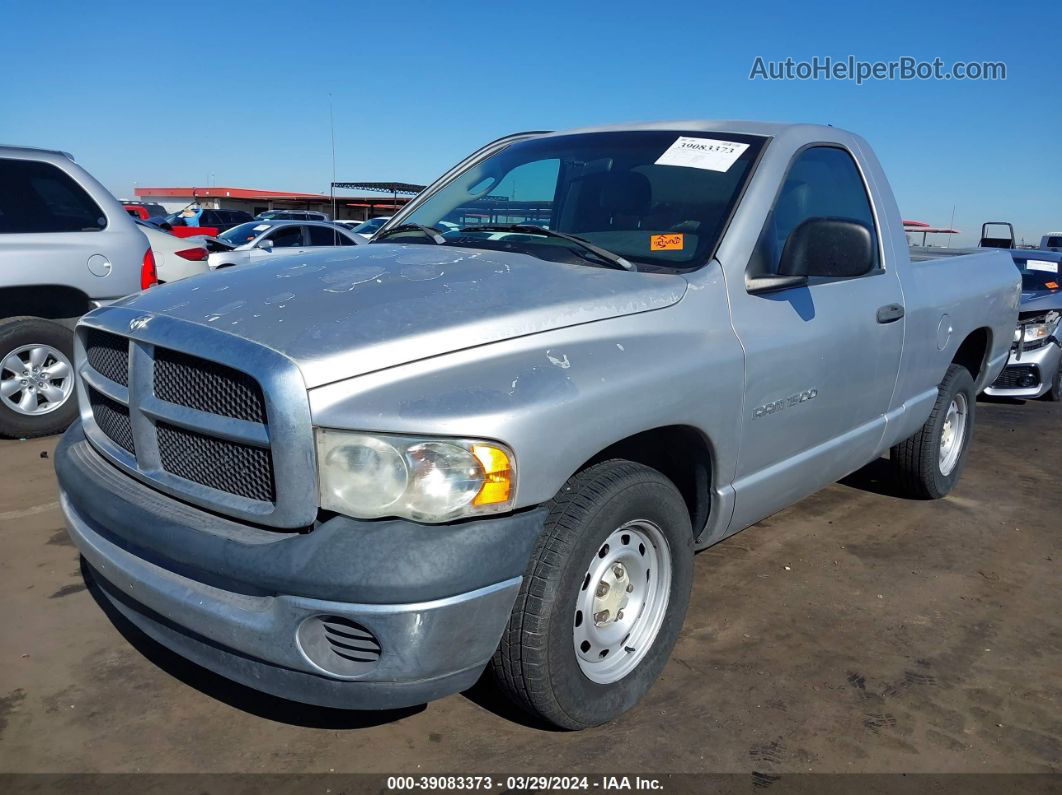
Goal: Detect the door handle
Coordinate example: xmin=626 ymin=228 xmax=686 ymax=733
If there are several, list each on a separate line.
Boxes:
xmin=876 ymin=303 xmax=905 ymax=323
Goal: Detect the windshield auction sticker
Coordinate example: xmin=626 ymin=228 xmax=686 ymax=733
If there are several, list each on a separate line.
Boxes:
xmin=655 ymin=137 xmax=749 ymax=172
xmin=651 ymin=233 xmax=684 ymax=251
xmin=1026 ymin=259 xmax=1059 ymax=273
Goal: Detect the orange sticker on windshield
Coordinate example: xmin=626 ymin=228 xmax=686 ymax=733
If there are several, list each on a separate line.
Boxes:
xmin=1046 ymin=281 xmax=1059 ymax=289
xmin=650 ymin=234 xmax=684 ymax=251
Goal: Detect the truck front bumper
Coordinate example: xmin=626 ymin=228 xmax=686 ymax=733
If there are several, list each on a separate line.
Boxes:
xmin=983 ymin=341 xmax=1061 ymax=399
xmin=56 ymin=424 xmax=546 ymax=710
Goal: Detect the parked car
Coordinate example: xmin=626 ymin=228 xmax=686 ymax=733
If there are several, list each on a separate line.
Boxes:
xmin=0 ymin=145 xmax=152 ymax=438
xmin=206 ymin=220 xmax=361 ymax=269
xmin=56 ymin=121 xmax=1017 ymax=729
xmin=122 ymin=202 xmax=167 ymax=221
xmin=1039 ymin=234 xmax=1062 ymax=252
xmin=349 ymin=215 xmax=391 ymax=238
xmin=255 ymin=210 xmax=330 ymax=222
xmin=135 ymin=221 xmax=210 ymax=284
xmin=983 ymin=251 xmax=1062 ymax=400
xmin=152 ymin=208 xmax=253 ymax=238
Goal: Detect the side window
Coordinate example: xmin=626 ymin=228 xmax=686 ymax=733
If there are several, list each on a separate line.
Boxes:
xmin=268 ymin=225 xmax=304 ymax=248
xmin=307 ymin=226 xmax=349 ymax=246
xmin=199 ymin=211 xmax=218 ymax=225
xmin=0 ymin=158 xmax=106 ymax=233
xmin=750 ymin=146 xmax=878 ymax=277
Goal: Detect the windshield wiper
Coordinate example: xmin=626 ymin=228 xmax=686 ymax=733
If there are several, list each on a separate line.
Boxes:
xmin=458 ymin=224 xmax=636 ymax=271
xmin=374 ymin=224 xmax=446 ymax=244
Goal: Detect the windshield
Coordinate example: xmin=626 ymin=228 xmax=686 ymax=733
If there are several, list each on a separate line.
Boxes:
xmin=218 ymin=221 xmax=270 ymax=245
xmin=353 ymin=217 xmax=389 ymax=234
xmin=389 ymin=130 xmax=765 ymax=270
xmin=1019 ymin=265 xmax=1061 ymax=292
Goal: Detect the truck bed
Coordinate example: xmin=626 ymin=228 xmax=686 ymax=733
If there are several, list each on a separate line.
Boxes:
xmin=909 ymin=246 xmax=992 ymax=262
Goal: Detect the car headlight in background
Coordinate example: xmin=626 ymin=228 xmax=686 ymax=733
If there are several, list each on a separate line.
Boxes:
xmin=316 ymin=429 xmax=515 ymax=523
xmin=1015 ymin=321 xmax=1055 ymax=347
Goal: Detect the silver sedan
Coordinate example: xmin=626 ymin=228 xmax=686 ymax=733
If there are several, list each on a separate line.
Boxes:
xmin=207 ymin=220 xmax=362 ymax=269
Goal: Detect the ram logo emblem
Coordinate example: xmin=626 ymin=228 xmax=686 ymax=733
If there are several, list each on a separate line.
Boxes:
xmin=129 ymin=315 xmax=153 ymax=332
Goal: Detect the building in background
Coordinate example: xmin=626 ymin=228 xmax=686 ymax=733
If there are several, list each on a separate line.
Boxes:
xmin=131 ymin=182 xmax=424 ymax=221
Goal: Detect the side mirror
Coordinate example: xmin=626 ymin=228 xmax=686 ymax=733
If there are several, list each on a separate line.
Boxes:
xmin=778 ymin=217 xmax=875 ymax=279
xmin=258 ymin=238 xmax=274 ymax=252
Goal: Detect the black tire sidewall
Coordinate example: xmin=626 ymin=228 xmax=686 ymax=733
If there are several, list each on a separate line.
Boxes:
xmin=0 ymin=318 xmax=79 ymax=438
xmin=926 ymin=366 xmax=976 ymax=495
xmin=543 ymin=476 xmax=693 ymax=728
xmin=1047 ymin=362 xmax=1062 ymax=402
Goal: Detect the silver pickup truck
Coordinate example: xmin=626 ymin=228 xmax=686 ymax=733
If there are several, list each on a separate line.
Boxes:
xmin=55 ymin=121 xmax=1019 ymax=729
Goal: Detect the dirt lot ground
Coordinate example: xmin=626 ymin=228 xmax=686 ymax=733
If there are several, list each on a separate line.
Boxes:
xmin=0 ymin=397 xmax=1058 ymax=780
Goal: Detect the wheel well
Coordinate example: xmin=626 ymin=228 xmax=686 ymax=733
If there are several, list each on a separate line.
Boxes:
xmin=952 ymin=327 xmax=991 ymax=384
xmin=0 ymin=285 xmax=91 ymax=322
xmin=583 ymin=425 xmax=711 ymax=536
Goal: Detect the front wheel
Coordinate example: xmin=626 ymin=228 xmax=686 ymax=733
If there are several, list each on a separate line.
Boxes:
xmin=490 ymin=460 xmax=693 ymax=729
xmin=891 ymin=363 xmax=976 ymax=499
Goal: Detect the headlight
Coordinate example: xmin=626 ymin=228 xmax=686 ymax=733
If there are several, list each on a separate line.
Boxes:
xmin=1016 ymin=322 xmax=1053 ymax=346
xmin=316 ymin=429 xmax=515 ymax=523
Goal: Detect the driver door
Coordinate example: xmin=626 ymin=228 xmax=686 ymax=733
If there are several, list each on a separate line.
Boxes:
xmin=726 ymin=145 xmax=905 ymax=530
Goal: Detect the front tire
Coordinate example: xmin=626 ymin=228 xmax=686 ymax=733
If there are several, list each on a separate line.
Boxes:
xmin=0 ymin=317 xmax=78 ymax=439
xmin=490 ymin=460 xmax=693 ymax=729
xmin=891 ymin=363 xmax=975 ymax=499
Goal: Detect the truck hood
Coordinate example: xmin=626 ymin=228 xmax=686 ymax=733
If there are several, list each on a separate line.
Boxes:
xmin=117 ymin=244 xmax=687 ymax=388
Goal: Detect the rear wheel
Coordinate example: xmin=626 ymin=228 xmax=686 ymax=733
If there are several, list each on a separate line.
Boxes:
xmin=0 ymin=317 xmax=78 ymax=438
xmin=891 ymin=363 xmax=975 ymax=499
xmin=490 ymin=460 xmax=693 ymax=729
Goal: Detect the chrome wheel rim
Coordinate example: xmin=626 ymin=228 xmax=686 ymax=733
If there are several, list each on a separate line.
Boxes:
xmin=573 ymin=520 xmax=672 ymax=684
xmin=0 ymin=344 xmax=74 ymax=416
xmin=938 ymin=392 xmax=968 ymax=476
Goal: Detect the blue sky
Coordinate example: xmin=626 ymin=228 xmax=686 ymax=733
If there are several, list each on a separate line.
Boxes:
xmin=2 ymin=0 xmax=1059 ymax=246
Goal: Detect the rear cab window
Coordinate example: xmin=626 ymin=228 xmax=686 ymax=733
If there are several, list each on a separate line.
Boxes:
xmin=0 ymin=158 xmax=107 ymax=233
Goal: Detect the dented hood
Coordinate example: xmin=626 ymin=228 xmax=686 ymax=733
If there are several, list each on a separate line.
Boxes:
xmin=118 ymin=244 xmax=687 ymax=388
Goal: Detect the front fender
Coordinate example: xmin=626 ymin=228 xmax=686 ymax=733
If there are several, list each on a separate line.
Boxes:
xmin=308 ymin=273 xmax=744 ymax=511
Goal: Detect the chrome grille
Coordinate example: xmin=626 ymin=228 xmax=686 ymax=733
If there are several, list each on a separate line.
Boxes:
xmin=154 ymin=347 xmax=267 ymax=423
xmin=157 ymin=421 xmax=275 ymax=502
xmin=74 ymin=310 xmax=315 ymax=529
